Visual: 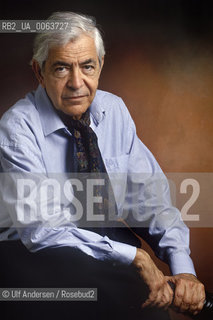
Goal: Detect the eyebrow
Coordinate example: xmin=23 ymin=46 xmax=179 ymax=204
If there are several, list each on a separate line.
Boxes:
xmin=52 ymin=61 xmax=71 ymax=68
xmin=52 ymin=59 xmax=97 ymax=68
xmin=80 ymin=59 xmax=97 ymax=66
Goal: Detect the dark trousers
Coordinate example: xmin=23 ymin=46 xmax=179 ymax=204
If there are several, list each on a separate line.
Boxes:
xmin=0 ymin=240 xmax=170 ymax=320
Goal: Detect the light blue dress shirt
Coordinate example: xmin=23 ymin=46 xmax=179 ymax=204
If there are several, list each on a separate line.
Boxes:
xmin=0 ymin=85 xmax=195 ymax=275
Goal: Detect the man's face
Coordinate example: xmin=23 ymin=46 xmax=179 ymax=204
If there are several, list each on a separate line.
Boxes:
xmin=35 ymin=34 xmax=103 ymax=119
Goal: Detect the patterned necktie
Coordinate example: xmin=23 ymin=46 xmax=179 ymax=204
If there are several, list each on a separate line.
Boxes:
xmin=61 ymin=109 xmax=117 ymax=232
xmin=68 ymin=109 xmax=106 ymax=174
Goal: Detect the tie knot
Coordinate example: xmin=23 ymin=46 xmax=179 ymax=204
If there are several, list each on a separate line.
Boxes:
xmin=69 ymin=109 xmax=90 ymax=131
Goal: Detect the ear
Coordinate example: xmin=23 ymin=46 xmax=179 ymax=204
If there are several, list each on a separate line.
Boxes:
xmin=99 ymin=56 xmax=104 ymax=75
xmin=32 ymin=59 xmax=46 ymax=88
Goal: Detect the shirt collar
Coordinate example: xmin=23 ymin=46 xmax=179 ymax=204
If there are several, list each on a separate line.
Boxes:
xmin=34 ymin=85 xmax=66 ymax=136
xmin=34 ymin=85 xmax=105 ymax=136
xmin=90 ymin=92 xmax=105 ymax=126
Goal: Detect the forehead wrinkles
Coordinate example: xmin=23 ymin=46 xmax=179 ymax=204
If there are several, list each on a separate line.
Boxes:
xmin=48 ymin=36 xmax=97 ymax=64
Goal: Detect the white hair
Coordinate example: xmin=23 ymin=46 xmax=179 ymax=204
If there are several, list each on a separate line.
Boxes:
xmin=31 ymin=11 xmax=105 ymax=67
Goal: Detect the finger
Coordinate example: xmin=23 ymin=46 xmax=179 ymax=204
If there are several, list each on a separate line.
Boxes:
xmin=187 ymin=290 xmax=200 ymax=314
xmin=190 ymin=303 xmax=200 ymax=315
xmin=143 ymin=289 xmax=160 ymax=308
xmin=173 ymin=281 xmax=186 ymax=310
xmin=188 ymin=290 xmax=204 ymax=314
xmin=196 ymin=300 xmax=205 ymax=314
xmin=157 ymin=284 xmax=174 ymax=309
xmin=174 ymin=287 xmax=190 ymax=313
xmin=142 ymin=288 xmax=162 ymax=308
xmin=142 ymin=297 xmax=154 ymax=308
xmin=179 ymin=283 xmax=192 ymax=313
xmin=141 ymin=292 xmax=156 ymax=308
xmin=152 ymin=290 xmax=164 ymax=308
xmin=175 ymin=283 xmax=201 ymax=314
xmin=149 ymin=283 xmax=173 ymax=309
xmin=186 ymin=282 xmax=205 ymax=314
xmin=178 ymin=300 xmax=191 ymax=313
xmin=165 ymin=275 xmax=175 ymax=283
xmin=142 ymin=278 xmax=174 ymax=309
xmin=190 ymin=295 xmax=205 ymax=315
xmin=157 ymin=294 xmax=172 ymax=310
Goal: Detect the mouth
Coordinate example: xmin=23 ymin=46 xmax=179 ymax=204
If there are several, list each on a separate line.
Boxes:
xmin=62 ymin=95 xmax=87 ymax=100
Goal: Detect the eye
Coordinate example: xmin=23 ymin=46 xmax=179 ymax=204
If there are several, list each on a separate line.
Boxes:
xmin=82 ymin=65 xmax=95 ymax=74
xmin=57 ymin=66 xmax=66 ymax=72
xmin=54 ymin=66 xmax=69 ymax=77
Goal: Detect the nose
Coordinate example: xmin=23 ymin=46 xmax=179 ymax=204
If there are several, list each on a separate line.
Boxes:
xmin=66 ymin=67 xmax=84 ymax=90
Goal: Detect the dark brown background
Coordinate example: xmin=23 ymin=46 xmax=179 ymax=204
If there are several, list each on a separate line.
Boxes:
xmin=1 ymin=1 xmax=212 ymax=319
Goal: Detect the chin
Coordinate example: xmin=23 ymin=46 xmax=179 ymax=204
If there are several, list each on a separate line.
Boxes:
xmin=62 ymin=105 xmax=88 ymax=118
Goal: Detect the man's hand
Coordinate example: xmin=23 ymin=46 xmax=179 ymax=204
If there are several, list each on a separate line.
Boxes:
xmin=165 ymin=273 xmax=206 ymax=315
xmin=132 ymin=248 xmax=173 ymax=309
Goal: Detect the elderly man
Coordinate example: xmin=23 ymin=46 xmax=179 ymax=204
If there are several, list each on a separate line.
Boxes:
xmin=0 ymin=11 xmax=205 ymax=320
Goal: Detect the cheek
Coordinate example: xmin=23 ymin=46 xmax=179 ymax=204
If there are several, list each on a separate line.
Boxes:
xmin=87 ymin=78 xmax=99 ymax=93
xmin=47 ymin=80 xmax=64 ymax=100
